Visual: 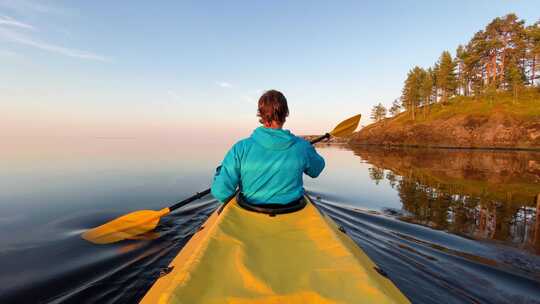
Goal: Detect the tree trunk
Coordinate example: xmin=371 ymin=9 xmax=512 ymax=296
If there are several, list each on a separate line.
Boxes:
xmin=492 ymin=52 xmax=497 ymax=84
xmin=442 ymin=90 xmax=447 ymax=104
xmin=532 ymin=54 xmax=537 ymax=87
xmin=424 ymin=97 xmax=429 ymax=119
xmin=487 ymin=57 xmax=492 ymax=84
xmin=500 ymin=51 xmax=505 ymax=87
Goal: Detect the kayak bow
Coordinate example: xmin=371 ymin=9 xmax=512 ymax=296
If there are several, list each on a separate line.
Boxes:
xmin=140 ymin=195 xmax=409 ymax=303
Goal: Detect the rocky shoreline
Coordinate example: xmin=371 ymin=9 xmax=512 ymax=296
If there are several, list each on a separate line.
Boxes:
xmin=351 ymin=102 xmax=540 ymax=150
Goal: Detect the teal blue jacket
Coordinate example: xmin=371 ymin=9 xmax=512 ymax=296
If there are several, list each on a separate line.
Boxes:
xmin=211 ymin=127 xmax=325 ymax=204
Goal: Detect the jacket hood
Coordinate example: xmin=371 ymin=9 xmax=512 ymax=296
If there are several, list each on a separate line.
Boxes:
xmin=250 ymin=127 xmax=297 ymax=150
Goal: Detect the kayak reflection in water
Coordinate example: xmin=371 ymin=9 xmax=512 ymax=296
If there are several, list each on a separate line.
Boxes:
xmin=211 ymin=89 xmax=325 ymax=205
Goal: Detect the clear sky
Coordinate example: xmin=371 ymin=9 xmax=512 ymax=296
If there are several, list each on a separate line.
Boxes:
xmin=1 ymin=0 xmax=539 ymax=142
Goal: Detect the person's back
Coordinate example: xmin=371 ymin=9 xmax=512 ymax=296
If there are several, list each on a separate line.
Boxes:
xmin=211 ymin=90 xmax=325 ymax=204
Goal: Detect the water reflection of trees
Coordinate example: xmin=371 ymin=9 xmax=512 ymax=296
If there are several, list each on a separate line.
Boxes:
xmin=357 ymin=147 xmax=540 ymax=254
xmin=368 ymin=167 xmax=385 ymax=185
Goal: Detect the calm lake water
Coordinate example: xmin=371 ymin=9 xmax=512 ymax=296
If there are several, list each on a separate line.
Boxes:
xmin=1 ymin=138 xmax=540 ymax=303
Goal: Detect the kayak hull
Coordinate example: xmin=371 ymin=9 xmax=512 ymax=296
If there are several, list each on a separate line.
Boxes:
xmin=140 ymin=196 xmax=409 ymax=304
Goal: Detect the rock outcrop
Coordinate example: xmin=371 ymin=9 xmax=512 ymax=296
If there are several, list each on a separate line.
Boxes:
xmin=352 ymin=110 xmax=540 ymax=149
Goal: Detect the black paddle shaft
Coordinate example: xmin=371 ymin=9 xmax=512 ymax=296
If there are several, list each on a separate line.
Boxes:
xmin=169 ymin=188 xmax=211 ymax=212
xmin=168 ymin=133 xmax=330 ymax=212
xmin=309 ymin=133 xmax=331 ymax=145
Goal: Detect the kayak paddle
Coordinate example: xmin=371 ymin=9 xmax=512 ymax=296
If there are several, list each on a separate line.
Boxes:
xmin=82 ymin=114 xmax=361 ymax=244
xmin=82 ymin=190 xmax=211 ymax=244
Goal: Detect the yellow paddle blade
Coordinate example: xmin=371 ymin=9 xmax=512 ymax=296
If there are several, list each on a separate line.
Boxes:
xmin=82 ymin=208 xmax=170 ymax=244
xmin=329 ymin=114 xmax=361 ymax=138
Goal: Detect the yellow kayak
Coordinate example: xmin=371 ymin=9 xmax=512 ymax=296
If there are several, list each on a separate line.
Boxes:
xmin=140 ymin=195 xmax=410 ymax=304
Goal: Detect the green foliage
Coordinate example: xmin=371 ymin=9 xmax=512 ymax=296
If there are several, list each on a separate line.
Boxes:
xmin=373 ymin=14 xmax=539 ymax=130
xmin=456 ymin=45 xmax=469 ymax=96
xmin=526 ymin=21 xmax=540 ymax=86
xmin=506 ymin=59 xmax=526 ymax=101
xmin=389 ymin=99 xmax=402 ymax=116
xmin=435 ymin=51 xmax=457 ymax=103
xmin=421 ymin=68 xmax=434 ymax=106
xmin=401 ymin=66 xmax=434 ymax=120
xmin=528 ymin=21 xmax=540 ymax=54
xmin=402 ymin=67 xmax=421 ymax=119
xmin=370 ymin=102 xmax=387 ymax=122
xmin=386 ymin=13 xmax=540 ymax=125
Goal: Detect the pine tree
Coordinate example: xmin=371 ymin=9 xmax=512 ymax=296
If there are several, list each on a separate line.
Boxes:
xmin=506 ymin=59 xmax=526 ymax=102
xmin=464 ymin=31 xmax=486 ymax=96
xmin=481 ymin=14 xmax=527 ymax=90
xmin=498 ymin=14 xmax=527 ymax=90
xmin=526 ymin=21 xmax=540 ymax=86
xmin=390 ymin=13 xmax=539 ymax=125
xmin=389 ymin=99 xmax=402 ymax=116
xmin=435 ymin=51 xmax=457 ymax=104
xmin=370 ymin=103 xmax=387 ymax=122
xmin=484 ymin=17 xmax=504 ymax=87
xmin=420 ymin=68 xmax=434 ymax=117
xmin=456 ymin=45 xmax=470 ymax=96
xmin=401 ymin=66 xmax=424 ymax=120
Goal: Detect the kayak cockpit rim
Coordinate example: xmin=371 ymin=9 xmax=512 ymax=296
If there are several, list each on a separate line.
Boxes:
xmin=235 ymin=192 xmax=307 ymax=216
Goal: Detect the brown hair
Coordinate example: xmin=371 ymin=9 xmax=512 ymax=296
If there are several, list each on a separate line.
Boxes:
xmin=257 ymin=90 xmax=289 ymax=124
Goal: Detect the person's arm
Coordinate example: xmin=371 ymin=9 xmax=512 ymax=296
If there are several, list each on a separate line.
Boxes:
xmin=211 ymin=144 xmax=241 ymax=202
xmin=304 ymin=144 xmax=325 ymax=178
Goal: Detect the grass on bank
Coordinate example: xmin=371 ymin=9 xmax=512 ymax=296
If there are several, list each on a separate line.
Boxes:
xmin=388 ymin=88 xmax=540 ymax=126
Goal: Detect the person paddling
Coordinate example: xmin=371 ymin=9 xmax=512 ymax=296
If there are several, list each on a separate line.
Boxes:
xmin=83 ymin=95 xmax=358 ymax=244
xmin=211 ymin=90 xmax=325 ymax=205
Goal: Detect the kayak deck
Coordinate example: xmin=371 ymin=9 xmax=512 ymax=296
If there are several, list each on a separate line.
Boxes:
xmin=141 ymin=196 xmax=409 ymax=304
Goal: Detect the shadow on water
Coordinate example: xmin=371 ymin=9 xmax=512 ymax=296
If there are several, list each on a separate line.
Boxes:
xmin=2 ymin=142 xmax=540 ymax=303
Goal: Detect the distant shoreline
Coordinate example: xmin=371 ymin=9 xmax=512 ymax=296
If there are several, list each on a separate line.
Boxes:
xmin=348 ymin=143 xmax=540 ymax=152
xmin=302 ymin=135 xmax=540 ymax=152
xmin=352 ymin=90 xmax=540 ymax=151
